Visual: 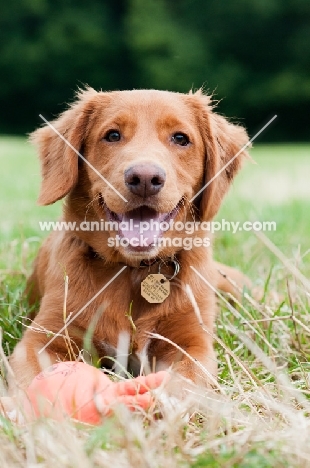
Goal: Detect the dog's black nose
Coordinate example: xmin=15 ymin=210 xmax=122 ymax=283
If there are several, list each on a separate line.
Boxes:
xmin=124 ymin=164 xmax=166 ymax=197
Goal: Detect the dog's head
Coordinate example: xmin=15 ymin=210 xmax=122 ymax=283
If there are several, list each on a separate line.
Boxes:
xmin=31 ymin=88 xmax=249 ymax=263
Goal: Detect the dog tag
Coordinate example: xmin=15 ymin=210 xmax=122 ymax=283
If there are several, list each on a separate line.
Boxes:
xmin=141 ymin=274 xmax=170 ymax=303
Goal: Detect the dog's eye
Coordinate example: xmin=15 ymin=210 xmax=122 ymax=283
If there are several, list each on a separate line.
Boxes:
xmin=104 ymin=130 xmax=121 ymax=142
xmin=172 ymin=133 xmax=190 ymax=146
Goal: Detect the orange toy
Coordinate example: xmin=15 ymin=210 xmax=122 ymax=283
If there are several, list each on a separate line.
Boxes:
xmin=24 ymin=361 xmax=169 ymax=425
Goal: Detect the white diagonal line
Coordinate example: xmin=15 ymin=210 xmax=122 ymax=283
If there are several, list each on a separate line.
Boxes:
xmin=190 ymin=266 xmax=219 ymax=294
xmin=190 ymin=265 xmax=236 ymax=302
xmin=189 ymin=266 xmax=277 ymax=353
xmin=38 ymin=265 xmax=127 ymax=354
xmin=39 ymin=114 xmax=128 ymax=203
xmin=190 ymin=115 xmax=277 ymax=203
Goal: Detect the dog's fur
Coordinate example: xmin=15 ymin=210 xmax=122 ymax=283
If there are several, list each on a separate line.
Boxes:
xmin=9 ymin=88 xmax=250 ymax=391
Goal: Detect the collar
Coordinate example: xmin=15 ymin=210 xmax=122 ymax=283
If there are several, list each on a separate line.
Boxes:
xmin=139 ymin=256 xmax=180 ymax=281
xmin=139 ymin=257 xmax=160 ymax=268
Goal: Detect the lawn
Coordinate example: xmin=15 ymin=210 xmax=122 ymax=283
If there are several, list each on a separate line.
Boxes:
xmin=0 ymin=137 xmax=310 ymax=467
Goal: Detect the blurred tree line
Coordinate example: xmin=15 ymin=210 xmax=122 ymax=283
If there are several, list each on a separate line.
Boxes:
xmin=0 ymin=0 xmax=309 ymax=140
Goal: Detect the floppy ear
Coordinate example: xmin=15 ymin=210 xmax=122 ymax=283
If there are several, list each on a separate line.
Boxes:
xmin=194 ymin=92 xmax=250 ymax=220
xmin=30 ymin=87 xmax=98 ymax=205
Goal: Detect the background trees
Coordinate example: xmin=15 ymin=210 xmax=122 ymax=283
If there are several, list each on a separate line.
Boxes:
xmin=0 ymin=0 xmax=309 ymax=140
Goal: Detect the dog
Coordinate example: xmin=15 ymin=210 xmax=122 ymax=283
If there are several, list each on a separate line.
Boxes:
xmin=9 ymin=88 xmax=250 ymax=391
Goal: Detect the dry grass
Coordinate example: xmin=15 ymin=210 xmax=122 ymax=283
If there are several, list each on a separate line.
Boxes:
xmin=1 ymin=234 xmax=310 ymax=467
xmin=1 ymin=141 xmax=310 ymax=466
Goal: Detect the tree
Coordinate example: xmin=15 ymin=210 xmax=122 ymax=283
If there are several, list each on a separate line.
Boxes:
xmin=0 ymin=0 xmax=309 ymax=140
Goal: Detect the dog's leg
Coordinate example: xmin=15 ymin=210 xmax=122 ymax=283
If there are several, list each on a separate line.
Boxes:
xmin=173 ymin=345 xmax=218 ymax=388
xmin=8 ymin=333 xmax=63 ymax=394
xmin=214 ymin=261 xmax=252 ymax=299
xmin=149 ymin=316 xmax=217 ymax=390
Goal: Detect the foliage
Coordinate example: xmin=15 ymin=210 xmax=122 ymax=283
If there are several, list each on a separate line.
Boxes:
xmin=0 ymin=0 xmax=309 ymax=140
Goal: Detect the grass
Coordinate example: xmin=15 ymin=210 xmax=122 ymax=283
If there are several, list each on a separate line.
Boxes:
xmin=0 ymin=137 xmax=310 ymax=467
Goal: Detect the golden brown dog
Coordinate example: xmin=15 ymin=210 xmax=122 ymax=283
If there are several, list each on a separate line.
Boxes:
xmin=9 ymin=88 xmax=249 ymax=391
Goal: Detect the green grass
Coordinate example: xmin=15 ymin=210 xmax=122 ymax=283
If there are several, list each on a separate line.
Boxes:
xmin=216 ymin=143 xmax=310 ymax=273
xmin=0 ymin=136 xmax=61 ymax=241
xmin=0 ymin=137 xmax=310 ymax=467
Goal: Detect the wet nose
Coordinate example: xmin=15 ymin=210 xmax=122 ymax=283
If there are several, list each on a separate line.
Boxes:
xmin=124 ymin=164 xmax=166 ymax=197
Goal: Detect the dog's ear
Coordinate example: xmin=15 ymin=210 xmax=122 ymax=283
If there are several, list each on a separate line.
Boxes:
xmin=193 ymin=91 xmax=250 ymax=220
xmin=30 ymin=87 xmax=98 ymax=205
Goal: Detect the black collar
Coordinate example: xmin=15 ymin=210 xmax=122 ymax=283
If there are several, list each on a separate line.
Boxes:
xmin=139 ymin=258 xmax=159 ymax=267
